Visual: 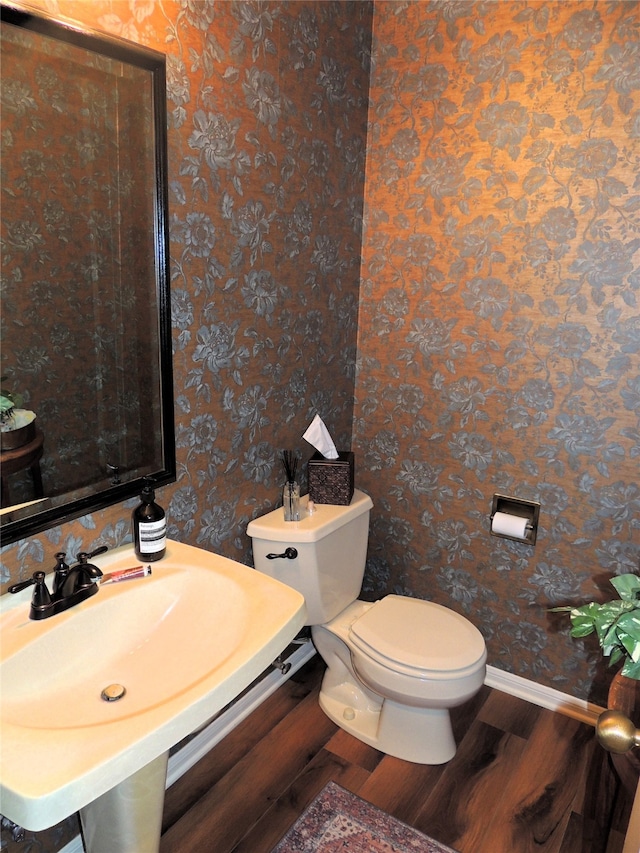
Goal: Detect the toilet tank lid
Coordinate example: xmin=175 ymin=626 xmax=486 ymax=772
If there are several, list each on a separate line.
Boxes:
xmin=247 ymin=489 xmax=373 ymax=543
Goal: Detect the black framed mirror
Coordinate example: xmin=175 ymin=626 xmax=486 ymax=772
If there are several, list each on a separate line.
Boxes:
xmin=0 ymin=2 xmax=175 ymax=545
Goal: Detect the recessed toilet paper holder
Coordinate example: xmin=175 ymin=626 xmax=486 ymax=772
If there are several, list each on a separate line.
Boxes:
xmin=490 ymin=494 xmax=540 ymax=545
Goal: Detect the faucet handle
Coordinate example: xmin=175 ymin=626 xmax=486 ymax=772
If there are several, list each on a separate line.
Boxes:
xmin=9 ymin=571 xmax=53 ymax=617
xmin=30 ymin=571 xmax=54 ymax=620
xmin=76 ymin=546 xmax=108 ymax=572
xmin=31 ymin=572 xmax=52 ymax=608
xmin=8 ymin=575 xmax=39 ymax=594
xmin=77 ymin=546 xmax=108 ymax=561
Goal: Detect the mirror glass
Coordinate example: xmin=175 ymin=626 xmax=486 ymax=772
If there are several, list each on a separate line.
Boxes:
xmin=0 ymin=4 xmax=175 ymax=545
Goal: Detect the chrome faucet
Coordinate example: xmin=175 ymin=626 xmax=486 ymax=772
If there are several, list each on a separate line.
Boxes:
xmin=8 ymin=547 xmax=107 ymax=620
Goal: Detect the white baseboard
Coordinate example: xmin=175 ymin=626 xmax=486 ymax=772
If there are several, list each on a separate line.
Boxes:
xmin=485 ymin=664 xmax=605 ymax=726
xmin=57 ymin=655 xmax=604 ymax=853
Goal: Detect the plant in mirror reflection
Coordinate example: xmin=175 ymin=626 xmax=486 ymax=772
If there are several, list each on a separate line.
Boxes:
xmin=0 ymin=376 xmax=23 ymax=425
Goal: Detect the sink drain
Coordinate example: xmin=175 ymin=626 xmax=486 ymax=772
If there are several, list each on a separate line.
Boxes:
xmin=101 ymin=683 xmax=126 ymax=702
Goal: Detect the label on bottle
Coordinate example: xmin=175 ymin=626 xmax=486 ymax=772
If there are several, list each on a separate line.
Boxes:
xmin=138 ymin=518 xmax=166 ymax=554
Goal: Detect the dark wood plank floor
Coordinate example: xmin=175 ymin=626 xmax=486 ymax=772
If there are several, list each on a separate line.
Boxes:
xmin=160 ymin=654 xmax=632 ymax=853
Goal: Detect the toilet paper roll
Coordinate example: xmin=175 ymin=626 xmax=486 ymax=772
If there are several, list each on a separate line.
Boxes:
xmin=491 ymin=512 xmax=529 ymax=540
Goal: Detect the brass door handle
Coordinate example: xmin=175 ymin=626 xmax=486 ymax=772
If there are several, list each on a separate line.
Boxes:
xmin=596 ymin=709 xmax=640 ymax=754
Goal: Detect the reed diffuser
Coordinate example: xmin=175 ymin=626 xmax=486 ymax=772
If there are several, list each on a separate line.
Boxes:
xmin=281 ymin=450 xmax=300 ymax=522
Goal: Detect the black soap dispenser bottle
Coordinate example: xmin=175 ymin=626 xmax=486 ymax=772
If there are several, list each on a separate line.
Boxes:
xmin=132 ymin=479 xmax=166 ymax=561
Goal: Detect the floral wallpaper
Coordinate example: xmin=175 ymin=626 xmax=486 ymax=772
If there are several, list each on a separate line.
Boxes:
xmin=0 ymin=1 xmax=639 ymax=849
xmin=0 ymin=0 xmax=370 ymax=849
xmin=0 ymin=0 xmax=369 ymax=572
xmin=355 ymin=0 xmax=639 ymax=708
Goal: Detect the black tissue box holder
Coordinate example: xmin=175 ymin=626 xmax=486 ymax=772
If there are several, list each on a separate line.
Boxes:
xmin=308 ymin=451 xmax=354 ymax=505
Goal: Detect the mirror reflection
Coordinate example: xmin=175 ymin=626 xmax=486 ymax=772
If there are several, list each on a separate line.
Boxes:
xmin=0 ymin=5 xmax=175 ymax=544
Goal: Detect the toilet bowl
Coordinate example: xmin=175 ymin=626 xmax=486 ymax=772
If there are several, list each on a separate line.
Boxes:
xmin=247 ymin=489 xmax=487 ymax=764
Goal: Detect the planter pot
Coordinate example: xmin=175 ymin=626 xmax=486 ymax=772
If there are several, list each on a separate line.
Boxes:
xmin=0 ymin=410 xmax=36 ymax=451
xmin=608 ymin=671 xmax=640 ymax=796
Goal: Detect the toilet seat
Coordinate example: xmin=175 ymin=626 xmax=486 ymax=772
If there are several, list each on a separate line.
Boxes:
xmin=349 ymin=594 xmax=486 ymax=678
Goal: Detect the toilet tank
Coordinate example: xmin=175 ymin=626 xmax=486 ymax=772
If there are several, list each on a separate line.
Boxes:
xmin=247 ymin=489 xmax=373 ymax=626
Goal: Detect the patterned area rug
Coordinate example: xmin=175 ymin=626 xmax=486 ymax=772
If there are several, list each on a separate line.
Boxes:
xmin=271 ymin=781 xmax=459 ymax=852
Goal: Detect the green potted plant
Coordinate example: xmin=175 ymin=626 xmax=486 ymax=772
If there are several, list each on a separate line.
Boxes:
xmin=553 ymin=574 xmax=640 ymax=680
xmin=0 ymin=376 xmax=20 ymax=424
xmin=0 ymin=376 xmax=36 ymax=450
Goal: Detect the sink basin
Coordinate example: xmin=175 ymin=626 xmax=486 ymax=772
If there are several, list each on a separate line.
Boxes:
xmin=0 ymin=539 xmax=306 ymax=832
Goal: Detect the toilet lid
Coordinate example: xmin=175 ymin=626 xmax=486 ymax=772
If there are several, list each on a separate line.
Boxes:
xmin=350 ymin=595 xmax=486 ymax=674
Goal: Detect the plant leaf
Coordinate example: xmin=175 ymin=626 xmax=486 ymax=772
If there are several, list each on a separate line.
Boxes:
xmin=611 ymin=574 xmax=640 ymax=602
xmin=602 ymin=621 xmax=624 ymax=649
xmin=615 ymin=611 xmax=640 ymax=661
xmin=608 ymin=646 xmax=624 ymax=666
xmin=568 ymin=605 xmax=598 ymax=637
xmin=621 ymin=657 xmax=640 ymax=680
xmin=591 ymin=601 xmax=631 ymax=644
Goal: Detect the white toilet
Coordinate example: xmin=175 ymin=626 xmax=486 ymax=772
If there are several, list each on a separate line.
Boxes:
xmin=247 ymin=489 xmax=487 ymax=764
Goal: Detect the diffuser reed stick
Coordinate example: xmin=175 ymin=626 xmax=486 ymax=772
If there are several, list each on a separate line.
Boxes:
xmin=281 ymin=450 xmax=300 ymax=521
xmin=281 ymin=450 xmax=298 ymax=484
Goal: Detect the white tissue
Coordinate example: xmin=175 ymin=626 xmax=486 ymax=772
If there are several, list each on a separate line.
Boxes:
xmin=303 ymin=414 xmax=338 ymax=459
xmin=491 ymin=512 xmax=529 ymax=540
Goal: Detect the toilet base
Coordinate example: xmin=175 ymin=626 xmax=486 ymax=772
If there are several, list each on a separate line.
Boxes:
xmin=318 ymin=679 xmax=457 ymax=765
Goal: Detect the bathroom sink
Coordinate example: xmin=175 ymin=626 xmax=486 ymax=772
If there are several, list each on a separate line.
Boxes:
xmin=0 ymin=539 xmax=306 ymax=831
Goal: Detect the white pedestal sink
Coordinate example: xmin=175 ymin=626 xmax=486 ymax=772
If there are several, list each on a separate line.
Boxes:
xmin=79 ymin=752 xmax=169 ymax=853
xmin=0 ymin=539 xmax=306 ymax=852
